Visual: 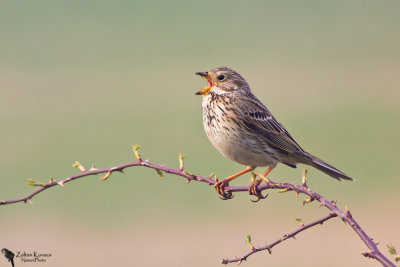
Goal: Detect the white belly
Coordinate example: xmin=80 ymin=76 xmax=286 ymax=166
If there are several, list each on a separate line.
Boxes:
xmin=201 ymin=95 xmax=278 ymax=168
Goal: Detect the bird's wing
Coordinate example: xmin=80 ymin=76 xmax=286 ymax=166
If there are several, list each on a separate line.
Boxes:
xmin=239 ymin=95 xmax=305 ymax=154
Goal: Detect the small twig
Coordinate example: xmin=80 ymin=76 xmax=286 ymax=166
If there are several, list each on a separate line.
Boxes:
xmin=0 ymin=159 xmax=214 ymax=206
xmin=301 ymin=169 xmax=308 ymax=188
xmin=221 ymin=214 xmax=337 ymax=264
xmin=179 ymin=153 xmax=185 ymax=171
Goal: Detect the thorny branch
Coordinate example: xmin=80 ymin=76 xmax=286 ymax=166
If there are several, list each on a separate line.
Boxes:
xmin=0 ymin=146 xmax=397 ymax=267
xmin=221 ymin=213 xmax=337 ymax=264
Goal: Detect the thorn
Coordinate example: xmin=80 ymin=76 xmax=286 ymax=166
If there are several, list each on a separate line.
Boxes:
xmin=27 ymin=198 xmax=33 ymax=204
xmin=72 ymin=161 xmax=86 ymax=172
xmin=295 ymin=191 xmax=299 ymax=199
xmin=90 ymin=164 xmax=97 ymax=171
xmin=57 ymin=180 xmax=65 ymax=186
xmin=301 ymin=169 xmax=308 ymax=188
xmin=186 ymin=179 xmax=191 ymax=184
xmin=179 ymin=153 xmax=185 ymax=171
xmin=267 ymin=248 xmax=272 ymax=254
xmin=49 ymin=177 xmax=54 ymax=183
xmin=133 ymin=144 xmax=142 ymax=162
xmin=100 ymin=170 xmax=112 ymax=181
xmin=345 ymin=204 xmax=349 ymax=213
xmin=362 ymin=252 xmax=374 ymax=258
xmin=207 ymin=172 xmax=215 ymax=178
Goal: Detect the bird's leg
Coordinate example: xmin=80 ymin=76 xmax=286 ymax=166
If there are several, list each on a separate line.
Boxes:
xmin=249 ymin=166 xmax=274 ymax=202
xmin=215 ymin=166 xmax=254 ymax=200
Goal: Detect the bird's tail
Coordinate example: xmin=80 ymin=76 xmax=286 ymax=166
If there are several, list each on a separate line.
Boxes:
xmin=301 ymin=152 xmax=354 ymax=181
xmin=11 ymin=259 xmax=14 ymax=267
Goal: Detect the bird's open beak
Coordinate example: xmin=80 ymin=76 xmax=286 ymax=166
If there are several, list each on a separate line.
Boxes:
xmin=195 ymin=71 xmax=213 ymax=95
xmin=195 ymin=71 xmax=208 ymax=77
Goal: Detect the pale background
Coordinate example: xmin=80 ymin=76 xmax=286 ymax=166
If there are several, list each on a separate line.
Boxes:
xmin=0 ymin=1 xmax=399 ymax=266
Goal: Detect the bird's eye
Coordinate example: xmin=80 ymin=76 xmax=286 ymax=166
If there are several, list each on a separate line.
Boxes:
xmin=217 ymin=75 xmax=225 ymax=81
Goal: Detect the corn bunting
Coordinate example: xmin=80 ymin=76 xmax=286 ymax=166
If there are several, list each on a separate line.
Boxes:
xmin=195 ymin=66 xmax=354 ymax=200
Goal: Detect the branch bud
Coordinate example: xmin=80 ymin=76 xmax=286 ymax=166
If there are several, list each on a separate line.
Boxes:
xmin=27 ymin=179 xmax=46 ymax=187
xmin=302 ymin=169 xmax=308 ymax=188
xmin=183 ymin=170 xmax=192 ymax=176
xmin=281 ymin=234 xmax=288 ymax=241
xmin=387 ymin=244 xmax=400 ymax=262
xmin=155 ymin=169 xmax=163 ymax=178
xmin=100 ymin=170 xmax=112 ymax=181
xmin=179 ymin=153 xmax=185 ymax=171
xmin=256 ymin=172 xmax=270 ymax=183
xmin=278 ymin=188 xmax=290 ymax=193
xmin=251 ymin=172 xmax=256 ymax=183
xmin=302 ymin=197 xmax=314 ymax=206
xmin=295 ymin=218 xmax=304 ymax=227
xmin=133 ymin=144 xmax=142 ymax=162
xmin=246 ymin=234 xmax=255 ymax=251
xmin=72 ymin=161 xmax=86 ymax=172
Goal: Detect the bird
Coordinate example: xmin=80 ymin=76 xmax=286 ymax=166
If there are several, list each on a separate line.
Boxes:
xmin=1 ymin=248 xmax=15 ymax=267
xmin=195 ymin=66 xmax=354 ymax=200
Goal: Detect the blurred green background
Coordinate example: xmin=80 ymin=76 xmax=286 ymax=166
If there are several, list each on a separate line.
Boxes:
xmin=0 ymin=1 xmax=399 ymax=266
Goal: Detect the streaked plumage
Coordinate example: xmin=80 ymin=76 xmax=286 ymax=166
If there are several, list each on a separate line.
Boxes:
xmin=196 ymin=66 xmax=354 ymax=185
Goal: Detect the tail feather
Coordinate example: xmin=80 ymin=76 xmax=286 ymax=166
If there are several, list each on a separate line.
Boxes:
xmin=302 ymin=153 xmax=354 ymax=181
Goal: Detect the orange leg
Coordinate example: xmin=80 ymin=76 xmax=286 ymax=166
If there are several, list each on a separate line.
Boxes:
xmin=215 ymin=166 xmax=254 ymax=199
xmin=263 ymin=165 xmax=274 ymax=177
xmin=249 ymin=166 xmax=275 ymax=202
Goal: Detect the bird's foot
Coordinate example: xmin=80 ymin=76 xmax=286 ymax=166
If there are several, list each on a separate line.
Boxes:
xmin=249 ymin=178 xmax=268 ymax=202
xmin=214 ymin=178 xmax=233 ymax=200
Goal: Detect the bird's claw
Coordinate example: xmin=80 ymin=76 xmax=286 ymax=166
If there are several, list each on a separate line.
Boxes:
xmin=214 ymin=180 xmax=233 ymax=200
xmin=219 ymin=194 xmax=234 ymax=200
xmin=249 ymin=179 xmax=268 ymax=202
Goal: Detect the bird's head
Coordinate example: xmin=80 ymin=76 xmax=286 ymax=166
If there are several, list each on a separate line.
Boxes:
xmin=195 ymin=66 xmax=250 ymax=96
